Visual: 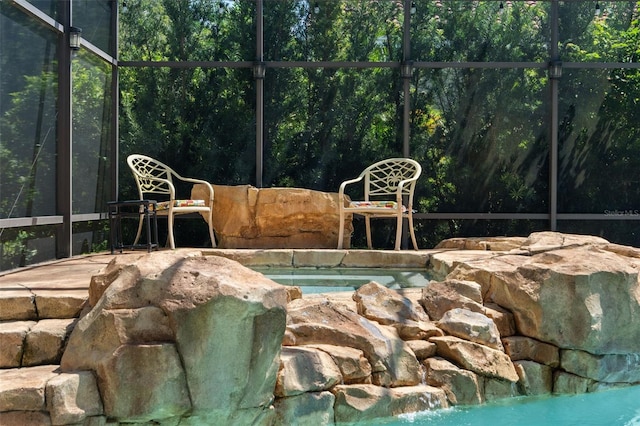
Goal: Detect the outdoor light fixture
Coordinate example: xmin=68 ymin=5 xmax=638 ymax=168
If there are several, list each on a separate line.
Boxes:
xmin=595 ymin=2 xmax=601 ymax=16
xmin=218 ymin=2 xmax=225 ymax=13
xmin=498 ymin=2 xmax=504 ymax=13
xmin=314 ymin=2 xmax=320 ymax=14
xmin=253 ymin=61 xmax=266 ymax=79
xmin=69 ymin=27 xmax=82 ymax=50
xmin=401 ymin=61 xmax=413 ymax=79
xmin=548 ymin=60 xmax=563 ymax=79
xmin=410 ymin=2 xmax=416 ymax=14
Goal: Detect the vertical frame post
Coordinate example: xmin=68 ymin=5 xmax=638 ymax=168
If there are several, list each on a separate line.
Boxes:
xmin=56 ymin=0 xmax=73 ymax=258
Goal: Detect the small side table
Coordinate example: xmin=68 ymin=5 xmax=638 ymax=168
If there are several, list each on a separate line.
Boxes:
xmin=108 ymin=200 xmax=159 ymax=254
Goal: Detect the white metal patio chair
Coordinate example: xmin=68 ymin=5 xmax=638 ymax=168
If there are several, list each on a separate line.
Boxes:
xmin=127 ymin=154 xmax=216 ymax=249
xmin=337 ymin=158 xmax=422 ymax=250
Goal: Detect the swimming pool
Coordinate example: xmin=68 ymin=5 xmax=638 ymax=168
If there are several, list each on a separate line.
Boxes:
xmin=251 ymin=267 xmax=432 ymax=294
xmin=367 ymin=385 xmax=640 ymax=426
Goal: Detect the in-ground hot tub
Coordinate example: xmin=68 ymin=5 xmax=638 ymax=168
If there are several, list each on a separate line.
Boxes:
xmin=250 ymin=266 xmax=432 ymax=294
xmin=203 ymin=248 xmax=433 ymax=294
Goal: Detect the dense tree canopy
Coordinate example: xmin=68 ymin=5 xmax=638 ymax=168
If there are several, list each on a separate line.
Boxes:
xmin=115 ymin=0 xmax=639 ymax=248
xmin=2 ymin=1 xmax=638 ymax=267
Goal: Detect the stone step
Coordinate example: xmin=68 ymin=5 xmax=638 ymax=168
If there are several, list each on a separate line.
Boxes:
xmin=0 ymin=253 xmax=113 ymax=323
xmin=0 ymin=319 xmax=77 ymax=369
xmin=0 ymin=288 xmax=87 ymax=322
xmin=0 ymin=365 xmax=105 ymax=425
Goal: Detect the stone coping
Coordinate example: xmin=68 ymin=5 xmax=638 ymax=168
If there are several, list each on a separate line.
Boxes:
xmin=202 ymin=248 xmax=435 ymax=269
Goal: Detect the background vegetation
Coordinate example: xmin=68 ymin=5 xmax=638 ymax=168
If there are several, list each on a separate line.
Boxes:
xmin=118 ymin=0 xmax=639 ymax=248
xmin=2 ymin=1 xmax=638 ymax=269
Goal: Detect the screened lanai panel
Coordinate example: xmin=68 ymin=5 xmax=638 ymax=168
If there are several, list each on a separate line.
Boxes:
xmin=419 ymin=219 xmax=550 ymax=248
xmin=559 ymin=1 xmax=639 ymax=62
xmin=118 ymin=0 xmax=255 ymax=62
xmin=72 ymin=51 xmax=113 ymax=215
xmin=410 ymin=67 xmax=549 ymax=214
xmin=26 ymin=1 xmax=58 ymax=19
xmin=263 ymin=67 xmax=403 ymax=191
xmin=557 ymin=67 xmax=640 ymax=214
xmin=558 ymin=220 xmax=639 ymax=247
xmin=264 ymin=0 xmax=403 ymax=62
xmin=0 ymin=4 xmax=57 ymax=219
xmin=118 ymin=66 xmax=256 ymax=197
xmin=73 ymin=0 xmax=116 ymax=56
xmin=411 ymin=0 xmax=549 ymax=62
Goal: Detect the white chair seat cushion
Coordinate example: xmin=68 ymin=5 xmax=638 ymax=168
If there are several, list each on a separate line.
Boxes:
xmin=155 ymin=199 xmax=206 ymax=211
xmin=349 ymin=201 xmax=407 ymax=212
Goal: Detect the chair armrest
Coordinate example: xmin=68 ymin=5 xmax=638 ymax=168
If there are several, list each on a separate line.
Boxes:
xmin=178 ymin=177 xmax=214 ymax=203
xmin=338 ymin=176 xmax=364 ymax=200
xmin=394 ymin=177 xmax=419 ymax=204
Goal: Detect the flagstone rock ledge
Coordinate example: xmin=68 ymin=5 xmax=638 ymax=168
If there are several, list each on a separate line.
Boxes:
xmin=2 ymin=232 xmax=639 ymax=425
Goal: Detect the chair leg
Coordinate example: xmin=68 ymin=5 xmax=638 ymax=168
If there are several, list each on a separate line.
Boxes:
xmin=394 ymin=214 xmax=403 ymax=251
xmin=408 ymin=214 xmax=419 ymax=250
xmin=365 ymin=216 xmax=373 ymax=249
xmin=133 ymin=215 xmax=144 ymax=246
xmin=208 ymin=222 xmax=216 ymax=248
xmin=338 ymin=209 xmax=345 ymax=249
xmin=167 ymin=213 xmax=176 ymax=249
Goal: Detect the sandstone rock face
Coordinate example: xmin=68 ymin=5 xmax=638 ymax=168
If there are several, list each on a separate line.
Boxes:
xmin=285 ymin=298 xmax=422 ymax=387
xmin=0 ymin=321 xmax=35 ymax=367
xmin=514 ymin=360 xmax=553 ymax=396
xmin=22 ymin=318 xmax=76 ymax=366
xmin=46 ymin=371 xmax=103 ymax=425
xmin=10 ymin=231 xmax=638 ymax=425
xmin=502 ymin=336 xmax=560 ymax=367
xmin=306 ymin=344 xmax=373 ymax=384
xmin=405 ymin=340 xmax=437 ymax=360
xmin=60 ymin=252 xmax=288 ymax=424
xmin=433 ymin=231 xmax=640 ymax=386
xmin=332 ymin=384 xmax=448 ymax=423
xmin=353 ymin=281 xmax=429 ymax=325
xmin=275 ymin=346 xmax=342 ymax=397
xmin=445 ymin=245 xmax=640 ymax=355
xmin=435 ymin=236 xmax=528 ymax=251
xmin=437 ymin=308 xmax=503 ymax=351
xmin=430 ymin=336 xmax=519 ymax=382
xmin=273 ymin=391 xmax=335 ymax=426
xmin=424 ymin=357 xmax=483 ymax=405
xmin=192 ymin=184 xmax=352 ymax=249
xmin=560 ymin=349 xmax=640 ymax=383
xmin=0 ymin=365 xmax=60 ymax=412
xmin=420 ymin=279 xmax=485 ymax=320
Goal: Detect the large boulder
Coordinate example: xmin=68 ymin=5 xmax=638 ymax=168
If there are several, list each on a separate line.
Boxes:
xmin=513 ymin=360 xmax=553 ymax=396
xmin=273 ymin=391 xmax=335 ymax=426
xmin=436 ymin=308 xmax=503 ymax=351
xmin=420 ymin=279 xmax=485 ymax=321
xmin=306 ymin=344 xmax=373 ymax=384
xmin=192 ymin=184 xmax=352 ymax=249
xmin=439 ymin=234 xmax=640 ymax=355
xmin=285 ymin=298 xmax=422 ymax=387
xmin=46 ymin=371 xmax=104 ymax=425
xmin=430 ymin=336 xmax=519 ymax=382
xmin=60 ymin=251 xmax=288 ymax=425
xmin=332 ymin=384 xmax=448 ymax=423
xmin=353 ymin=281 xmax=430 ymax=324
xmin=424 ymin=357 xmax=483 ymax=405
xmin=275 ymin=346 xmax=342 ymax=397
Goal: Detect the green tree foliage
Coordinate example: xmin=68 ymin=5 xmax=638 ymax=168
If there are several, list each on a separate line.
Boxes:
xmin=557 ymin=2 xmax=640 ymax=219
xmin=116 ymin=0 xmax=640 ymax=248
xmin=119 ymin=0 xmax=256 ymax=194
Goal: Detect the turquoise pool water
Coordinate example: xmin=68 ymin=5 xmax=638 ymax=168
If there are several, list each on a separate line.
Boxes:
xmin=366 ymin=385 xmax=640 ymax=426
xmin=251 ymin=267 xmax=431 ymax=294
